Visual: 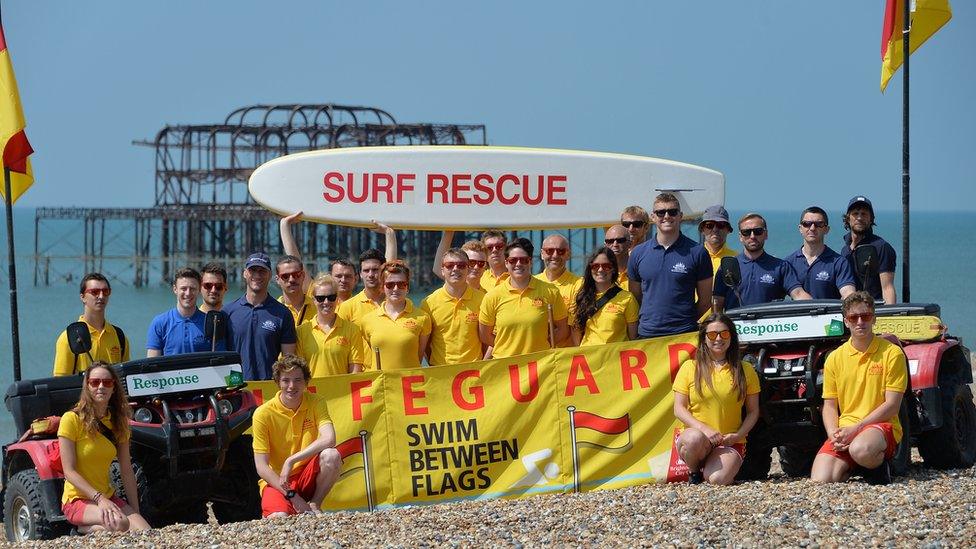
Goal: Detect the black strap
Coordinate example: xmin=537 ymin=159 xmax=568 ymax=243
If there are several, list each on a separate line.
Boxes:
xmin=112 ymin=324 xmax=127 ymax=360
xmin=96 ymin=420 xmax=118 ymax=448
xmin=582 ymin=286 xmax=624 ymax=337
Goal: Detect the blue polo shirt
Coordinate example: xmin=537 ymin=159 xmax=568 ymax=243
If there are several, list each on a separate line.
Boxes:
xmin=627 ymin=234 xmax=712 ymax=337
xmin=714 ymin=252 xmax=802 ymax=310
xmin=786 ymin=246 xmax=856 ymax=299
xmin=840 ymin=231 xmax=896 ymax=300
xmin=223 ymin=294 xmax=297 ymax=381
xmin=146 ymin=308 xmax=229 ymax=355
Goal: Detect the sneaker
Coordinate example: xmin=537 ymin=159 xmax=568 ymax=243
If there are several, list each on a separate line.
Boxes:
xmin=864 ymin=461 xmax=891 ymax=486
xmin=688 ymin=471 xmax=704 ymax=485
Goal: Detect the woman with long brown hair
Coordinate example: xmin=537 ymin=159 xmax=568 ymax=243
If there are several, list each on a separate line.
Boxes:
xmin=571 ymin=247 xmax=638 ymax=346
xmin=360 ymin=260 xmax=432 ymax=370
xmin=672 ymin=314 xmax=760 ymax=485
xmin=57 ymin=363 xmax=150 ymax=533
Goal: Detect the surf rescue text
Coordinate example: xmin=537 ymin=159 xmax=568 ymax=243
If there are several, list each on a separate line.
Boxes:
xmin=322 ymin=172 xmax=569 ymax=206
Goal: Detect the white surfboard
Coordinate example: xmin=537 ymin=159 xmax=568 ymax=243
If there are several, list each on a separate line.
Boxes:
xmin=248 ymin=146 xmax=724 ymax=230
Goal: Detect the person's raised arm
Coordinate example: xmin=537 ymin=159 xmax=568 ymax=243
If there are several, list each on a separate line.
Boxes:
xmin=431 ymin=231 xmax=455 ymax=280
xmin=280 ymin=211 xmax=311 ymax=293
xmin=371 ymin=221 xmax=398 ymax=263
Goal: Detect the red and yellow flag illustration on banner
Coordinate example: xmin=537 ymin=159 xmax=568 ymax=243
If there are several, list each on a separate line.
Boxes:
xmin=880 ymin=0 xmax=953 ymax=92
xmin=0 ymin=21 xmax=34 ymax=203
xmin=248 ymin=333 xmax=698 ymax=510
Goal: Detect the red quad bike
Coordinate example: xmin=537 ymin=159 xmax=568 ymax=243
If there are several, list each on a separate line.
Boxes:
xmin=716 ymin=252 xmax=976 ymax=481
xmin=1 ymin=314 xmax=260 ymax=541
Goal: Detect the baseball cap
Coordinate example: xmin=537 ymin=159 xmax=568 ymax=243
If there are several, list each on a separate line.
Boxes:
xmin=244 ymin=252 xmax=271 ymax=271
xmin=847 ymin=196 xmax=874 ymax=216
xmin=699 ymin=205 xmax=730 ymax=227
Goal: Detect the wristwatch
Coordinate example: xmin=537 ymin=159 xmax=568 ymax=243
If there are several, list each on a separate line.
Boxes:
xmin=285 ymin=490 xmax=297 ymax=499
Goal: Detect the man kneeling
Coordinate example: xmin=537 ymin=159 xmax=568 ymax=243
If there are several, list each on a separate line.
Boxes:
xmin=252 ymin=355 xmax=341 ymax=517
xmin=811 ymin=291 xmax=907 ymax=484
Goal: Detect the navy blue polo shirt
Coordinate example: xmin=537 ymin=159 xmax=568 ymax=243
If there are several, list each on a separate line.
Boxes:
xmin=223 ymin=294 xmax=297 ymax=381
xmin=627 ymin=234 xmax=712 ymax=337
xmin=714 ymin=252 xmax=802 ymax=309
xmin=841 ymin=231 xmax=896 ymax=300
xmin=786 ymin=246 xmax=856 ymax=299
xmin=146 ymin=308 xmax=229 ymax=355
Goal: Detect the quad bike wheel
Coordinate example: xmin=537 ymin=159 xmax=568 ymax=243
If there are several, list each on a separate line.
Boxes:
xmin=3 ymin=469 xmax=68 ymax=541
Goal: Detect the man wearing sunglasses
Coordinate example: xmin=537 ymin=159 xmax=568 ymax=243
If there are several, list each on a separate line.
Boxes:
xmin=224 ymin=253 xmax=297 ymax=381
xmin=698 ymin=205 xmax=737 ymax=278
xmin=480 ymin=229 xmax=510 ymax=289
xmin=627 ymin=193 xmax=713 ymax=338
xmin=840 ymin=196 xmax=897 ymax=305
xmin=53 ymin=272 xmax=131 ymax=376
xmin=603 ymin=225 xmax=631 ymax=288
xmin=811 ymin=292 xmax=907 ymax=484
xmin=422 ymin=248 xmax=486 ymax=365
xmin=786 ymin=206 xmax=856 ymax=300
xmin=713 ymin=213 xmax=812 ymax=312
xmin=620 ymin=205 xmax=650 ymax=248
xmin=199 ymin=262 xmax=228 ymax=313
xmin=147 ymin=267 xmax=227 ymax=357
xmin=276 ymin=255 xmax=315 ymax=327
xmin=534 ymin=234 xmax=579 ymax=347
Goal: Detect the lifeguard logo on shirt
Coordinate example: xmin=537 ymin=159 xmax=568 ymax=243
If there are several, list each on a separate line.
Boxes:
xmin=260 ymin=319 xmax=278 ymax=332
xmin=110 ymin=345 xmax=121 ymax=359
xmin=670 ymin=262 xmax=688 ymax=274
xmin=402 ymin=319 xmax=419 ymax=330
xmin=335 ymin=336 xmax=350 ymax=347
xmin=816 ymin=271 xmax=830 ymax=281
xmin=465 ymin=312 xmax=479 ymax=324
xmin=759 ymin=274 xmax=775 ymax=284
xmin=301 ymin=417 xmax=315 ymax=431
xmin=868 ymin=363 xmax=884 ymax=375
xmin=531 ymin=298 xmax=545 ymax=308
xmin=605 ymin=303 xmax=624 ymax=314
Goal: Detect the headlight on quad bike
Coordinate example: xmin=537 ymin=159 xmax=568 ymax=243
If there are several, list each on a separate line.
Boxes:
xmin=217 ymin=398 xmax=235 ymax=416
xmin=134 ymin=407 xmax=154 ymax=423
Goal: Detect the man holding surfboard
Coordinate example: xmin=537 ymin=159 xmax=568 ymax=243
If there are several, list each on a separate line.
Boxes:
xmin=422 ymin=248 xmax=486 ymax=366
xmin=627 ymin=193 xmax=713 ymax=338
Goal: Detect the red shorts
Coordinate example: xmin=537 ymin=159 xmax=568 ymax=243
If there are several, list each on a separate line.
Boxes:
xmin=261 ymin=456 xmax=321 ymax=517
xmin=62 ymin=495 xmax=129 ymax=526
xmin=817 ymin=422 xmax=897 ymax=468
xmin=716 ymin=443 xmax=746 ymax=460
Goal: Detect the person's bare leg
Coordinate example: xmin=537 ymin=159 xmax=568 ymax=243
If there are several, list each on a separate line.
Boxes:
xmin=702 ymin=447 xmax=742 ymax=485
xmin=810 ymin=453 xmax=851 ymax=482
xmin=848 ymin=428 xmax=887 ymax=469
xmin=310 ymin=448 xmax=342 ymax=510
xmin=676 ymin=429 xmax=712 ymax=472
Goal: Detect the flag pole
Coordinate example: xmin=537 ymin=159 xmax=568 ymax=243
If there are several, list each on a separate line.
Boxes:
xmin=901 ymin=0 xmax=911 ymax=302
xmin=567 ymin=405 xmax=580 ymax=493
xmin=3 ymin=167 xmax=23 ymax=381
xmin=359 ymin=430 xmax=374 ymax=512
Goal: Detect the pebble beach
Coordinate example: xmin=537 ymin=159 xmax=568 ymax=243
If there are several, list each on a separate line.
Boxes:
xmin=10 ymin=456 xmax=976 ymax=548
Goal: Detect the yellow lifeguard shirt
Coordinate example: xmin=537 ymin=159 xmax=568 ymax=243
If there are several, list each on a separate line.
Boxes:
xmin=673 ymin=360 xmax=760 ymax=436
xmin=421 ymin=286 xmax=485 ymax=366
xmin=576 ymin=288 xmax=639 ymax=347
xmin=823 ymin=336 xmax=908 ymax=442
xmin=337 ymin=290 xmax=382 ymax=369
xmin=361 ymin=300 xmax=432 ymax=370
xmin=534 ymin=270 xmax=579 ymax=348
xmin=707 ymin=243 xmax=738 ymax=281
xmin=479 ymin=278 xmax=568 ymax=359
xmin=296 ymin=317 xmax=365 ymax=377
xmin=53 ymin=317 xmax=130 ymax=376
xmin=58 ymin=412 xmax=124 ymax=504
xmin=251 ymin=391 xmax=332 ymax=494
xmin=480 ymin=269 xmax=510 ymax=290
xmin=278 ymin=294 xmax=315 ymax=326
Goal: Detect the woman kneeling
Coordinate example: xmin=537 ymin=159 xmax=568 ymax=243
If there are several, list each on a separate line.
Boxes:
xmin=58 ymin=362 xmax=150 ymax=533
xmin=673 ymin=314 xmax=760 ymax=485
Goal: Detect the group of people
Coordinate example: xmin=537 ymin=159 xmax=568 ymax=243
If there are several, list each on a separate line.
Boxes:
xmin=51 ymin=192 xmax=906 ymax=530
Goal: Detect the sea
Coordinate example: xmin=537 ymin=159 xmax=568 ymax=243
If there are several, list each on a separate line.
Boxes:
xmin=1 ymin=207 xmax=973 ymax=440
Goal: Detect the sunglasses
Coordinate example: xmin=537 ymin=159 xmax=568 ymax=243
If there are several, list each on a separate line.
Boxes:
xmin=605 ymin=237 xmax=629 ymax=245
xmin=701 ymin=221 xmax=730 ymax=231
xmin=589 ymin=263 xmax=614 ymax=272
xmin=653 ymin=208 xmax=680 ymax=218
xmin=442 ymin=261 xmax=468 ymax=270
xmin=87 ymin=377 xmax=115 ymax=388
xmin=800 ymin=221 xmax=827 ymax=229
xmin=846 ymin=312 xmax=875 ymax=323
xmin=313 ymin=294 xmax=338 ymax=303
xmin=202 ymin=282 xmax=225 ymax=292
xmin=704 ymin=330 xmax=732 ymax=341
xmin=277 ymin=271 xmax=304 ymax=281
xmin=466 ymin=260 xmax=487 ymax=269
xmin=486 ymin=243 xmax=506 ymax=251
xmin=621 ymin=220 xmax=646 ymax=229
xmin=542 ymin=248 xmax=568 ymax=257
xmin=83 ymin=288 xmax=111 ymax=297
xmin=740 ymin=227 xmax=766 ymax=237
xmin=384 ymin=281 xmax=409 ymax=290
xmin=506 ymin=256 xmax=531 ymax=266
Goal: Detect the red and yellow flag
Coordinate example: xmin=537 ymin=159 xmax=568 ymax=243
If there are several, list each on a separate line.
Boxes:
xmin=880 ymin=0 xmax=953 ymax=92
xmin=0 ymin=21 xmax=34 ymax=203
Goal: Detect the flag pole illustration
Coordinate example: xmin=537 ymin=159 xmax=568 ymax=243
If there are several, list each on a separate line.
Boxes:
xmin=336 ymin=430 xmax=374 ymax=511
xmin=567 ymin=406 xmax=632 ymax=493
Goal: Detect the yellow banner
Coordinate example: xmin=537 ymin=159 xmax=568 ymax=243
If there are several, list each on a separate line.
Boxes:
xmin=247 ymin=332 xmax=697 ymax=510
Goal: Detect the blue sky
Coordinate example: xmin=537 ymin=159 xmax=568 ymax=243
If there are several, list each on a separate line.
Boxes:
xmin=3 ymin=1 xmax=973 ymax=212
